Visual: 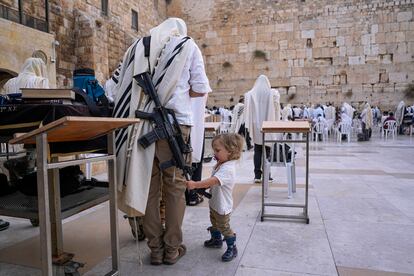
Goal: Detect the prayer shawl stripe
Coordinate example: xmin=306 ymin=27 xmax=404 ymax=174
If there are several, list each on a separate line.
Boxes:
xmin=163 ymin=43 xmax=186 ymax=71
xmin=116 ymin=134 xmax=128 ymax=156
xmin=115 ymin=107 xmax=130 ymax=143
xmin=114 ymin=93 xmax=131 ymax=119
xmin=153 ymin=37 xmax=189 ymax=88
xmin=154 ymin=46 xmax=184 ymax=88
xmin=116 ymin=127 xmax=128 ymax=148
xmin=172 ymin=36 xmax=190 ymax=53
xmin=113 ymin=81 xmax=132 ymax=116
xmin=112 ymin=76 xmax=118 ymax=84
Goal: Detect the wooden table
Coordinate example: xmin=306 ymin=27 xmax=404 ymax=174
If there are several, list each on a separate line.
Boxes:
xmin=204 ymin=122 xmax=221 ymax=134
xmin=261 ymin=121 xmax=311 ymax=223
xmin=10 ymin=116 xmax=140 ymax=276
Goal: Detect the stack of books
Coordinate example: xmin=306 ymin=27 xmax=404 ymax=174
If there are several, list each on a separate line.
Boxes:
xmin=21 ymin=88 xmax=75 ymax=105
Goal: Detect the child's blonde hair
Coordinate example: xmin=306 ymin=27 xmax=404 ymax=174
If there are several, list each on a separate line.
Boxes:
xmin=212 ymin=133 xmax=244 ymax=160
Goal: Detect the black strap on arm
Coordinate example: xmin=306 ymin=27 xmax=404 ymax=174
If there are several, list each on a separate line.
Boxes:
xmin=143 ymin=36 xmax=151 ymax=73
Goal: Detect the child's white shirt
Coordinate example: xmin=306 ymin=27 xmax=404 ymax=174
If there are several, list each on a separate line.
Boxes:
xmin=209 ymin=160 xmax=236 ymax=215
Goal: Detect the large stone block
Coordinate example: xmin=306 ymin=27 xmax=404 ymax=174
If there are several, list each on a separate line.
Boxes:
xmin=389 ymin=72 xmax=408 ymax=82
xmin=290 ymin=76 xmax=310 ymax=86
xmin=348 ymin=56 xmax=366 ymax=65
xmin=397 ymin=11 xmax=413 ymax=22
xmin=301 ymin=30 xmax=315 ymax=39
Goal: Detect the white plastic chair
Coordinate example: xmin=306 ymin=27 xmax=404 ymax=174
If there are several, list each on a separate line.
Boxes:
xmin=337 ymin=122 xmax=352 ymax=143
xmin=313 ymin=121 xmax=328 ymax=142
xmin=383 ymin=120 xmax=397 ymax=140
xmin=326 ymin=119 xmax=335 ymax=136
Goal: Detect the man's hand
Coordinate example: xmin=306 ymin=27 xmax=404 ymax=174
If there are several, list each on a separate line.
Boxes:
xmin=186 ymin=180 xmax=198 ymax=190
xmin=189 ymin=89 xmax=205 ymax=98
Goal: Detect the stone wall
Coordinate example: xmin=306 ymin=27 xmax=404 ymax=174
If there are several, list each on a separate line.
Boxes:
xmin=0 ymin=0 xmax=167 ymax=87
xmin=0 ymin=18 xmax=57 ymax=87
xmin=167 ymin=0 xmax=414 ymax=110
xmin=48 ymin=0 xmax=167 ymax=87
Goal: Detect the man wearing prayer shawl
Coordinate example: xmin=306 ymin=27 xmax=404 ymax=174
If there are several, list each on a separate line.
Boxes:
xmin=112 ymin=18 xmax=211 ymax=265
xmin=281 ymin=103 xmax=293 ymax=121
xmin=342 ymin=102 xmax=355 ymax=120
xmin=360 ymin=102 xmax=373 ymax=141
xmin=395 ymin=101 xmax=406 ymax=134
xmin=0 ymin=57 xmax=49 ymax=231
xmin=1 ymin=57 xmax=49 ymax=94
xmin=244 ymin=75 xmax=280 ymax=182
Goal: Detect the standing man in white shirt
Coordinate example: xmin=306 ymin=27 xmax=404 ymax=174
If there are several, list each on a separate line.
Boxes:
xmin=113 ymin=18 xmax=211 ymax=266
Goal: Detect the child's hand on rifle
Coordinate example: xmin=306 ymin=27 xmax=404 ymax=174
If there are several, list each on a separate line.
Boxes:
xmin=186 ymin=180 xmax=198 ymax=190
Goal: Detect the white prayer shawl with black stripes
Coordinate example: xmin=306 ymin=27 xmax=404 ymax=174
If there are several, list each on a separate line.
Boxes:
xmin=113 ymin=19 xmax=191 ymax=216
xmin=230 ymin=103 xmax=245 ymax=133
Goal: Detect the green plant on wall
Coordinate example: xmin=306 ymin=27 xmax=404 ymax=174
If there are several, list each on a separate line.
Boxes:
xmin=253 ymin=50 xmax=268 ymax=60
xmin=345 ymin=90 xmax=353 ymax=98
xmin=222 ymin=61 xmax=232 ymax=68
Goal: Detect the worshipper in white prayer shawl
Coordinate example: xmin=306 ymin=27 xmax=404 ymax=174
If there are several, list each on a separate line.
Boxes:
xmin=1 ymin=57 xmax=49 ymax=94
xmin=313 ymin=104 xmax=324 ymax=119
xmin=232 ymin=96 xmax=253 ymax=150
xmin=104 ymin=62 xmax=122 ymax=102
xmin=395 ymin=101 xmax=405 ymax=127
xmin=230 ymin=98 xmax=245 ymax=134
xmin=359 ymin=102 xmax=373 ymax=141
xmin=281 ymin=103 xmax=293 ymax=121
xmin=112 ymin=18 xmax=211 ymax=265
xmin=292 ymin=105 xmax=302 ymax=119
xmin=342 ymin=102 xmax=355 ymax=119
xmin=340 ymin=110 xmax=352 ymax=125
xmin=302 ymin=105 xmax=310 ymax=119
xmin=244 ymin=75 xmax=280 ymax=182
xmin=0 ymin=57 xmax=50 ymax=231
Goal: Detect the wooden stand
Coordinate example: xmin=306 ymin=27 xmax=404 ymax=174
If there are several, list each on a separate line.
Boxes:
xmin=260 ymin=121 xmax=311 ymax=224
xmin=9 ymin=116 xmax=139 ymax=276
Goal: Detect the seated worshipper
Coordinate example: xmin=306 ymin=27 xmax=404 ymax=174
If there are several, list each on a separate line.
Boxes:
xmin=381 ymin=111 xmax=389 ymax=126
xmin=0 ymin=57 xmax=50 ymax=230
xmin=312 ymin=114 xmax=328 ymax=141
xmin=338 ymin=111 xmax=352 ymax=140
xmin=383 ymin=112 xmax=396 ymax=129
xmin=292 ymin=105 xmax=302 ymax=119
xmin=112 ymin=18 xmax=211 ymax=265
xmin=1 ymin=57 xmax=49 ymax=94
xmin=358 ymin=103 xmax=373 ymax=141
xmin=313 ymin=104 xmax=324 ymax=119
xmin=244 ymin=75 xmax=280 ymax=183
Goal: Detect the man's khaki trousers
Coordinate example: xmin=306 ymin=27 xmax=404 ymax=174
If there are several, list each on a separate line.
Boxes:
xmin=143 ymin=125 xmax=191 ymax=259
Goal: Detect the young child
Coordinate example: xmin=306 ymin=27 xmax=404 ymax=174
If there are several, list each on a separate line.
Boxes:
xmin=186 ymin=133 xmax=244 ymax=262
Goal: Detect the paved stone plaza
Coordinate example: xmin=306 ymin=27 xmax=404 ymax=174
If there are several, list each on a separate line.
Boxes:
xmin=1 ymin=133 xmax=414 ymax=276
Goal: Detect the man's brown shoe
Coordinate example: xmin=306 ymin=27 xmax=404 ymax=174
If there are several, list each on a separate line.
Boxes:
xmin=163 ymin=244 xmax=186 ymax=265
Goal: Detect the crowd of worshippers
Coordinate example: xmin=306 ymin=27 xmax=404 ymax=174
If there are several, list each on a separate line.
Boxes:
xmin=1 ymin=17 xmax=414 ymax=266
xmin=204 ymin=99 xmax=414 ymax=144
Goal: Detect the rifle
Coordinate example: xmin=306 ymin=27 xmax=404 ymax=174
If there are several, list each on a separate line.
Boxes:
xmin=133 ymin=72 xmax=211 ymax=199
